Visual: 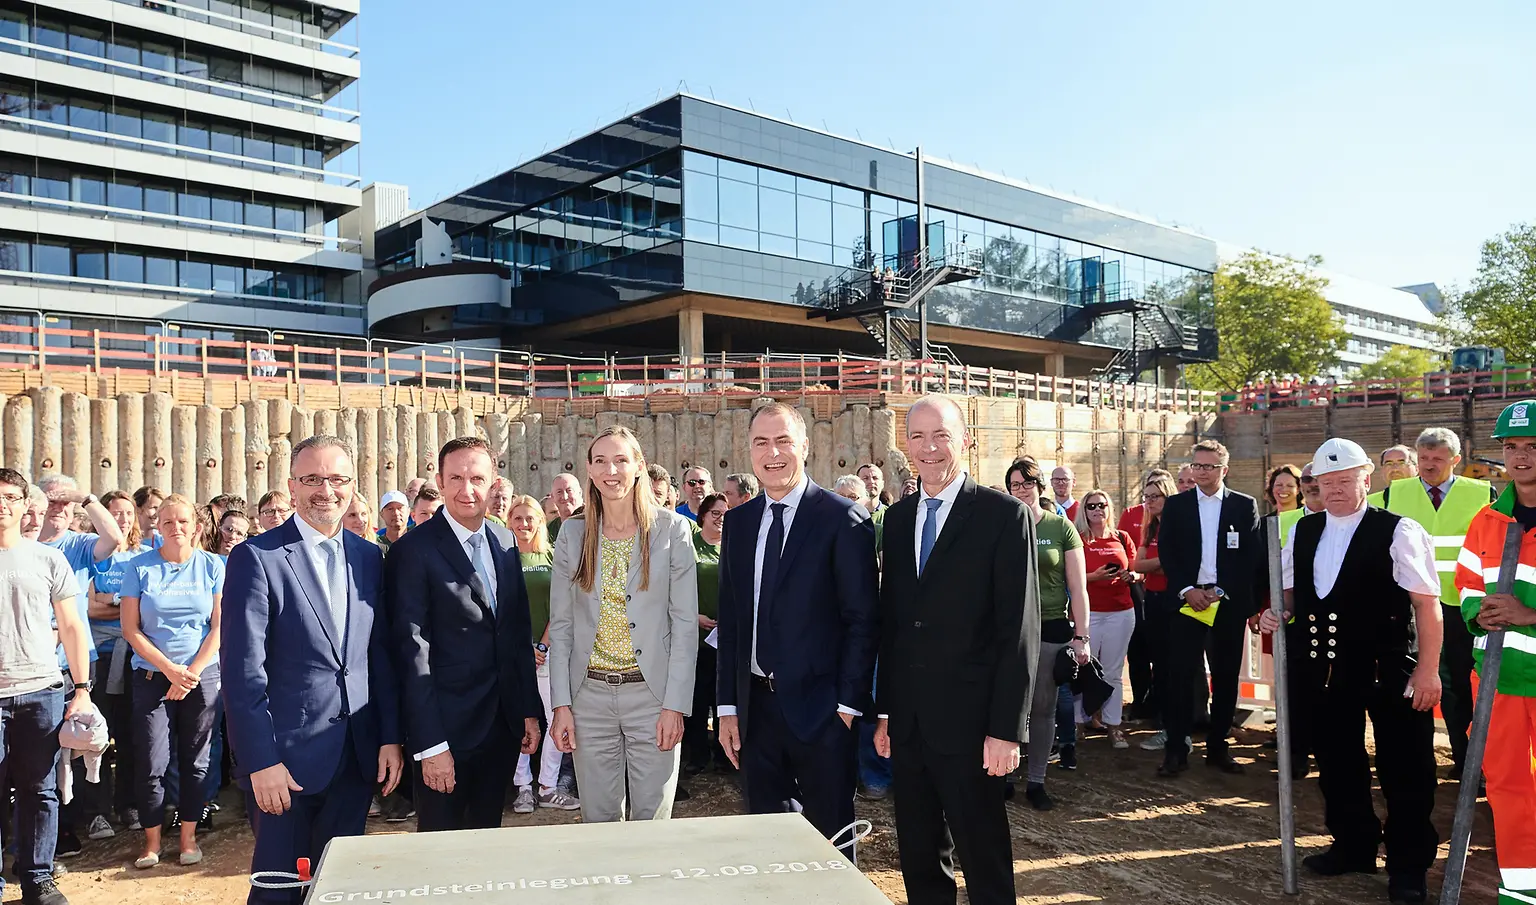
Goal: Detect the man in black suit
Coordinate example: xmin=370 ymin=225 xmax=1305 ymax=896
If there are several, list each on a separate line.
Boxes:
xmin=716 ymin=402 xmax=879 ymax=843
xmin=1155 ymin=438 xmax=1263 ymax=777
xmin=873 ymin=395 xmax=1039 ymax=905
xmin=387 ymin=437 xmax=543 ymax=831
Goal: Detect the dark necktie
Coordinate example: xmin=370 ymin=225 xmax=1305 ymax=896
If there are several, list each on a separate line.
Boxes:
xmin=756 ymin=503 xmax=787 ymax=675
xmin=1429 ymin=486 xmax=1443 ymax=510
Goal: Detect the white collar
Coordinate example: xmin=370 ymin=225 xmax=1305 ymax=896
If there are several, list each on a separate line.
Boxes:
xmin=1324 ymin=504 xmax=1368 ymax=529
xmin=1423 ymin=476 xmax=1455 ymax=495
xmin=1197 ymin=485 xmax=1226 ymax=502
xmin=442 ymin=510 xmax=487 ymax=546
xmin=921 ymin=471 xmax=969 ymax=506
xmin=764 ymin=476 xmax=809 ymax=511
xmin=292 ymin=514 xmax=344 ymax=548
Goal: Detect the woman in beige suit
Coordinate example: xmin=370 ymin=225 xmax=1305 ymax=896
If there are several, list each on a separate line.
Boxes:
xmin=549 ymin=426 xmax=698 ymax=822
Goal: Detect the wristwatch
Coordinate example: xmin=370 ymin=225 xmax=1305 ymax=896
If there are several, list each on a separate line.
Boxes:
xmin=534 ymin=642 xmax=549 ymax=653
xmin=1072 ymin=635 xmax=1090 ymax=643
xmin=82 ymin=494 xmax=98 ymax=507
xmin=72 ymin=680 xmax=92 ymax=693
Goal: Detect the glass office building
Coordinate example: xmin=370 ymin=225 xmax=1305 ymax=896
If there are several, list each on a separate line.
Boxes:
xmin=372 ymin=95 xmax=1219 ymax=374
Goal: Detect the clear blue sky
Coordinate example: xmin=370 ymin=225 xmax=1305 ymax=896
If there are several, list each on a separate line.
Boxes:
xmin=360 ymin=0 xmax=1532 ymax=290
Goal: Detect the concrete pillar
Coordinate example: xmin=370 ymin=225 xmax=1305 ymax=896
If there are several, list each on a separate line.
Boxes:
xmin=521 ymin=413 xmax=542 ymax=497
xmin=1045 ymin=352 xmax=1066 ymax=378
xmin=852 ymin=404 xmax=873 ymax=471
xmin=679 ymin=308 xmax=705 ymax=374
xmin=616 ymin=412 xmax=638 ymax=436
xmin=673 ymin=412 xmax=695 ymax=475
xmin=691 ymin=415 xmax=714 ymax=482
xmin=171 ymin=406 xmax=196 ymax=498
xmin=290 ymin=407 xmax=314 ymax=449
xmin=336 ymin=407 xmax=359 ymax=466
xmin=810 ymin=416 xmax=833 ymax=488
xmin=485 ymin=412 xmax=511 ymax=479
xmin=32 ymin=386 xmax=62 ymax=476
xmin=504 ymin=417 xmax=526 ymax=494
xmin=417 ymin=410 xmax=439 ymax=482
xmin=90 ymin=398 xmax=117 ymax=494
xmin=268 ymin=437 xmax=292 ymax=492
xmin=635 ymin=416 xmax=656 ymax=476
xmin=0 ymin=394 xmax=5 ymax=473
xmin=3 ymin=395 xmax=30 ymax=478
xmin=243 ymin=399 xmax=270 ymax=503
xmin=356 ymin=408 xmax=379 ymax=509
xmin=61 ymin=393 xmax=90 ymax=488
xmin=713 ymin=413 xmax=733 ymax=476
xmin=267 ymin=398 xmax=292 ymax=447
xmin=871 ymin=407 xmax=900 ymax=489
xmin=731 ymin=408 xmax=752 ymax=478
xmin=395 ymin=407 xmax=417 ymax=487
xmin=654 ymin=414 xmax=676 ymax=482
xmin=117 ymin=394 xmax=145 ymax=493
xmin=223 ymin=405 xmax=248 ymax=504
xmin=197 ymin=405 xmax=221 ymax=504
xmin=542 ymin=413 xmax=565 ymax=492
xmin=833 ymin=409 xmax=855 ymax=477
xmin=146 ymin=394 xmax=173 ymax=493
xmin=454 ymin=406 xmax=477 ymax=442
xmin=313 ymin=407 xmax=337 ymax=439
xmin=378 ymin=406 xmax=399 ymax=494
xmin=436 ymin=411 xmax=455 ymax=456
xmin=575 ymin=418 xmax=597 ymax=472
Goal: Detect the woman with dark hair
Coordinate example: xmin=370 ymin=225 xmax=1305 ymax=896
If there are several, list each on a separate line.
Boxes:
xmin=1132 ymin=472 xmax=1179 ymax=752
xmin=1003 ymin=458 xmax=1088 ymax=810
xmin=1266 ymin=464 xmax=1303 ymax=514
xmin=548 ymin=427 xmax=698 ymax=823
xmin=683 ymin=491 xmax=729 ymax=780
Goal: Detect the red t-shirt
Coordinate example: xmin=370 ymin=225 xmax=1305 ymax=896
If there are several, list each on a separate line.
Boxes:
xmin=1061 ymin=499 xmax=1080 ymax=521
xmin=1083 ymin=530 xmax=1137 ymax=612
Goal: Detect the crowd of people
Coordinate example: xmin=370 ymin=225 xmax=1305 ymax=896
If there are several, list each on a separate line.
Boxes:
xmin=1 ymin=394 xmax=1534 ymax=905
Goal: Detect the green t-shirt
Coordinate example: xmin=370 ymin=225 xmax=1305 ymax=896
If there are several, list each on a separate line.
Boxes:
xmin=871 ymin=506 xmax=887 ymax=554
xmin=520 ymin=550 xmax=554 ymax=640
xmin=1034 ymin=512 xmax=1082 ymax=623
xmin=693 ymin=530 xmax=721 ymax=628
xmin=547 ymin=518 xmax=561 ymax=543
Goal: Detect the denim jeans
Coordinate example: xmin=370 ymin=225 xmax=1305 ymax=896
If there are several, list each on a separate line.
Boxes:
xmin=132 ymin=666 xmax=220 ymax=827
xmin=165 ymin=700 xmax=224 ymax=809
xmin=858 ymin=719 xmax=892 ymax=791
xmin=1055 ymin=683 xmax=1077 ymax=747
xmin=0 ymin=681 xmax=67 ymax=896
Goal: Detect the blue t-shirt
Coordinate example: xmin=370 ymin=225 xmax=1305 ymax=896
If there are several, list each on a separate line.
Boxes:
xmin=89 ymin=545 xmax=152 ymax=651
xmin=43 ymin=531 xmax=99 ymax=664
xmin=675 ymin=503 xmax=698 ymax=522
xmin=120 ymin=549 xmax=224 ymax=671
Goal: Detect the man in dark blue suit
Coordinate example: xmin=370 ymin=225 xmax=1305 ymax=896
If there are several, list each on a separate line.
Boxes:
xmin=716 ymin=403 xmax=879 ymax=842
xmin=223 ymin=436 xmax=402 ymax=905
xmin=387 ymin=437 xmax=542 ymax=832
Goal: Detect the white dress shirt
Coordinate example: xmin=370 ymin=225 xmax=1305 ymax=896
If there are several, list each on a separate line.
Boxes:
xmin=716 ymin=477 xmax=858 ymax=719
xmin=1422 ymin=476 xmax=1456 ymax=500
xmin=1177 ymin=485 xmax=1226 ymax=600
xmin=1282 ymin=505 xmax=1440 ymax=597
xmin=913 ymin=470 xmax=968 ymax=572
xmin=291 ymin=513 xmax=348 ymax=639
xmin=415 ymin=512 xmax=497 ymax=761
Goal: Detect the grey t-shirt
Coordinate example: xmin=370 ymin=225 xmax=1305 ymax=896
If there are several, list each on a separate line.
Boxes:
xmin=0 ymin=539 xmax=79 ymax=697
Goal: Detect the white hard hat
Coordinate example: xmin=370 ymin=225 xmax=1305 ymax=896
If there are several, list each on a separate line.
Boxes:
xmin=1311 ymin=438 xmax=1373 ymax=477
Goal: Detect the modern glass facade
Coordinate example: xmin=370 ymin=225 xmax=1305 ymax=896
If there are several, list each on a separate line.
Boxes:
xmin=373 ymin=95 xmax=1218 ymax=355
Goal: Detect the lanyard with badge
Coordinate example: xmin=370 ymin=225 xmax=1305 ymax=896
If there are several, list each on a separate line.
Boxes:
xmin=1226 ymin=525 xmax=1240 ymax=549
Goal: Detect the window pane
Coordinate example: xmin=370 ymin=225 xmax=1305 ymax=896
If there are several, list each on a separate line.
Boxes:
xmin=110 ymin=38 xmax=140 ymax=68
xmin=69 ymin=101 xmax=106 ymax=134
xmin=142 ymin=112 xmax=175 ymax=144
xmin=758 ymin=168 xmax=794 ymax=192
xmin=180 ymin=260 xmax=211 ymax=290
xmin=73 ymin=247 xmax=106 ymax=279
xmin=274 ymin=205 xmax=303 ymax=233
xmin=796 ymin=195 xmax=831 ymax=244
xmin=246 ymin=202 xmax=274 ymax=229
xmin=109 ymin=252 xmax=143 ymax=283
xmin=72 ymin=175 xmax=105 ymax=206
xmin=759 ymin=187 xmax=795 ymax=238
xmin=145 ymin=256 xmax=177 ymax=286
xmin=719 ymin=225 xmax=757 ymax=251
xmin=0 ymin=11 xmax=27 ymax=44
xmin=179 ymin=120 xmax=210 ymax=149
xmin=795 ymin=176 xmax=830 ymax=200
xmin=109 ymin=110 xmax=141 ymax=138
xmin=717 ymin=178 xmax=756 ymax=231
xmin=717 ymin=159 xmax=756 ymax=184
xmin=67 ymin=26 xmax=106 ymax=69
xmin=180 ymin=192 xmax=210 ymax=220
xmin=212 ymin=263 xmax=241 ymax=293
xmin=34 ymin=243 xmax=70 ymax=275
xmin=683 ymin=171 xmax=717 ymax=223
xmin=211 ymin=195 xmax=242 ymax=223
xmin=682 ymin=151 xmax=716 ymax=174
xmin=246 ymin=267 xmax=272 ymax=295
xmin=684 ymin=219 xmax=717 ymax=243
xmin=760 ymin=233 xmax=795 ymax=257
xmin=211 ymin=125 xmax=241 ymax=156
xmin=108 ymin=181 xmax=143 ymax=210
xmin=0 ymin=238 xmax=29 ymax=271
xmin=797 ymin=240 xmax=832 ymax=264
xmin=833 ymin=203 xmax=864 ymax=260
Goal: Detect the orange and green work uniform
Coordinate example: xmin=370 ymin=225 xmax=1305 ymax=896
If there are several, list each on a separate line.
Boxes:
xmin=1455 ymin=484 xmax=1536 ymax=905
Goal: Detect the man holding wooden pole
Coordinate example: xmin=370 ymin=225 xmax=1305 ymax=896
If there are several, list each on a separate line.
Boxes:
xmin=1452 ymin=400 xmax=1536 ymax=905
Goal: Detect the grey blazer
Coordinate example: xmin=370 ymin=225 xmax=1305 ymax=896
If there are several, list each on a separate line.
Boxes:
xmin=548 ymin=506 xmax=699 ymax=714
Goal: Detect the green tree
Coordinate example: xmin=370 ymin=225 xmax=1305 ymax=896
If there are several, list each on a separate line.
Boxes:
xmin=1351 ymin=344 xmax=1443 ymax=381
xmin=1446 ymin=222 xmax=1536 ymax=362
xmin=1184 ymin=251 xmax=1347 ymax=393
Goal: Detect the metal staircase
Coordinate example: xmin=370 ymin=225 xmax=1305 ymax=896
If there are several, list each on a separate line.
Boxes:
xmin=809 ymin=244 xmax=983 ymax=361
xmin=1091 ymin=294 xmax=1204 ymax=383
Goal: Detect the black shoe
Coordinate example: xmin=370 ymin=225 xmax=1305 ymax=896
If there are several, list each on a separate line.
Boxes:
xmin=1024 ymin=783 xmax=1054 ymax=811
xmin=1206 ymin=753 xmax=1245 ymax=774
xmin=381 ymin=795 xmax=414 ymax=823
xmin=22 ymin=878 xmax=68 ymax=905
xmin=683 ymin=761 xmax=706 ymax=777
xmin=674 ymin=786 xmax=691 ymax=802
xmin=206 ymin=801 xmax=221 ymax=813
xmin=1387 ymin=873 xmax=1427 ymax=904
xmin=1056 ymin=745 xmax=1077 ymax=771
xmin=197 ymin=803 xmax=215 ymax=832
xmin=1290 ymin=756 xmax=1312 ymax=781
xmin=167 ymin=808 xmax=181 ymax=831
xmin=1156 ymin=757 xmax=1188 ymax=778
xmin=53 ymin=830 xmax=82 ymax=859
xmin=1302 ymin=849 xmax=1378 ymax=876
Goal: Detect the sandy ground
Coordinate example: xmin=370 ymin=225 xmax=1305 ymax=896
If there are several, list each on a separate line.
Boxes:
xmin=11 ymin=723 xmax=1502 ymax=905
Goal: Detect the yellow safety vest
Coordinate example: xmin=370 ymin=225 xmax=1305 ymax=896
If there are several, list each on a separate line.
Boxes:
xmin=1387 ymin=476 xmax=1493 ymax=605
xmin=1366 ymin=490 xmax=1386 ymax=508
xmin=1277 ymin=506 xmax=1321 ymax=548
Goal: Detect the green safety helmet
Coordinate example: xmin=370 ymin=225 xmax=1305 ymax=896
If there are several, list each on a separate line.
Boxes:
xmin=1493 ymin=400 xmax=1536 ymax=438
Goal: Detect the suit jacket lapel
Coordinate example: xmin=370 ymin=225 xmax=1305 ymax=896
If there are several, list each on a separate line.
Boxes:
xmin=341 ymin=531 xmax=366 ymax=657
xmin=886 ymin=495 xmax=918 ymax=585
xmin=486 ymin=528 xmax=510 ymax=624
xmin=280 ymin=520 xmax=340 ymax=661
xmin=624 ymin=509 xmax=656 ymax=591
xmin=774 ymin=482 xmax=820 ymax=584
xmin=432 ymin=517 xmax=493 ymax=616
xmin=918 ymin=476 xmax=975 ymax=586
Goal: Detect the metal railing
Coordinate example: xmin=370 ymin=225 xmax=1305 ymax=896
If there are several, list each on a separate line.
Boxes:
xmin=0 ymin=316 xmax=1220 ymax=412
xmin=1227 ymin=369 xmax=1536 ymax=411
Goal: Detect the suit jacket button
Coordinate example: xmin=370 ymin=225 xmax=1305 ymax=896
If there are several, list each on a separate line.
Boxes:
xmin=629 ymin=622 xmax=636 ymax=629
xmin=634 ymin=648 xmax=642 ymax=655
xmin=339 ymin=667 xmax=349 ymax=677
xmin=913 ymin=620 xmax=923 ymax=628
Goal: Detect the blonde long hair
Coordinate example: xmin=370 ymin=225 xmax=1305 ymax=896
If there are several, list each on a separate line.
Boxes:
xmin=507 ymin=494 xmax=551 ymax=555
xmin=1073 ymin=489 xmax=1117 ymax=539
xmin=572 ymin=427 xmax=655 ymax=593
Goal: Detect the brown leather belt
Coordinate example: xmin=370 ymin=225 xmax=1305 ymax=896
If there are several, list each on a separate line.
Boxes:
xmin=587 ymin=669 xmax=645 ymax=686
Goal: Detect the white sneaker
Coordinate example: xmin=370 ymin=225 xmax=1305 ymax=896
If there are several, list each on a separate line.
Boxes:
xmin=538 ymin=788 xmax=581 ymax=811
xmin=512 ymin=785 xmax=536 ymax=814
xmin=86 ymin=815 xmax=115 ymax=840
xmin=1139 ymin=730 xmax=1167 ymax=751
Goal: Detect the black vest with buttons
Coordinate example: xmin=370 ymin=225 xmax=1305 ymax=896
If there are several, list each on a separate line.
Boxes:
xmin=1293 ymin=507 xmax=1418 ymax=684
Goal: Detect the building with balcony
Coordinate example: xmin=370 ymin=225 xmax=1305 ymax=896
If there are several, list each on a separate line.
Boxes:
xmin=370 ymin=94 xmax=1220 ymax=381
xmin=0 ymin=0 xmax=365 ymax=337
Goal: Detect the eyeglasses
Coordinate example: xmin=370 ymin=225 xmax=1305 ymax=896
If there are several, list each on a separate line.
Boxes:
xmin=1007 ymin=482 xmax=1038 ymax=492
xmin=259 ymin=507 xmax=291 ymax=518
xmin=685 ymin=479 xmax=708 ymax=487
xmin=705 ymin=510 xmax=726 ymax=520
xmin=0 ymin=493 xmax=24 ymax=507
xmin=1189 ymin=462 xmax=1224 ymax=472
xmin=295 ymin=475 xmax=353 ymax=488
xmin=1085 ymin=502 xmax=1108 ymax=511
xmin=1142 ymin=491 xmax=1165 ymax=501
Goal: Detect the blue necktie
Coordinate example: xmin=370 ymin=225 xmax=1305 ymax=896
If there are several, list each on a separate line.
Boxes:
xmin=756 ymin=503 xmax=787 ymax=674
xmin=319 ymin=537 xmax=347 ymax=645
xmin=919 ymin=498 xmax=943 ymax=576
xmin=467 ymin=533 xmax=497 ymax=613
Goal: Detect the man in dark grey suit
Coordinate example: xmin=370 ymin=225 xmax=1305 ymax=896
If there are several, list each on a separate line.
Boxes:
xmin=387 ymin=437 xmax=542 ymax=831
